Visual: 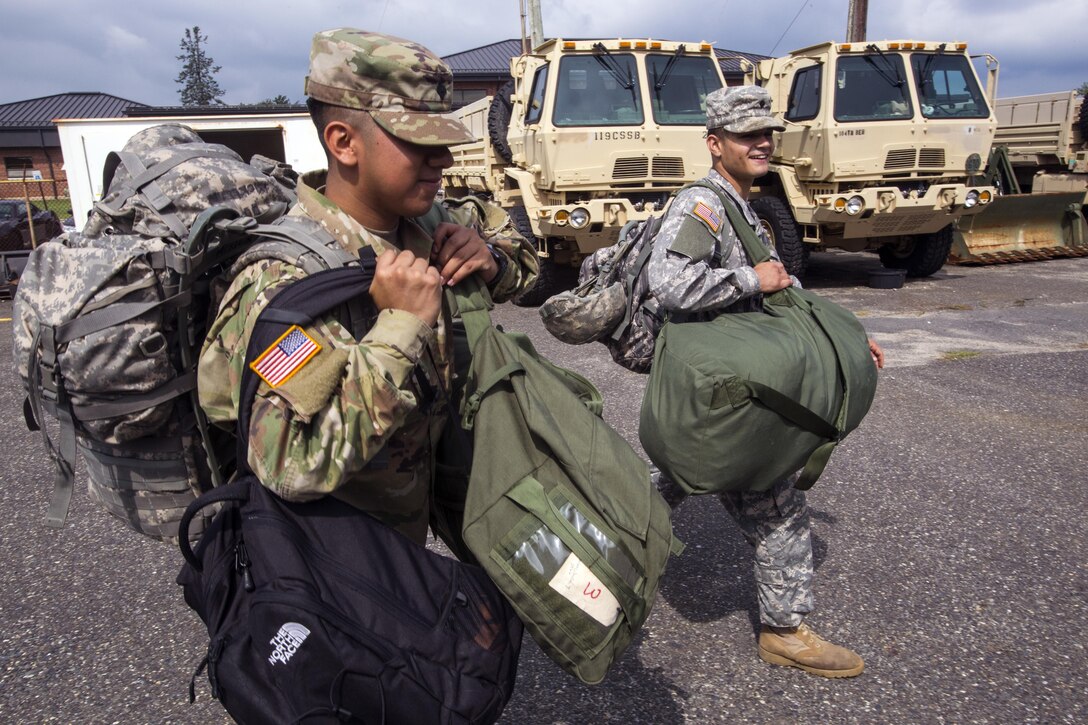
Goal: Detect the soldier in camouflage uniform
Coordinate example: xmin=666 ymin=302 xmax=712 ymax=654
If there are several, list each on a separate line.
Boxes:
xmin=646 ymin=85 xmax=884 ymax=678
xmin=198 ymin=29 xmax=538 ymax=545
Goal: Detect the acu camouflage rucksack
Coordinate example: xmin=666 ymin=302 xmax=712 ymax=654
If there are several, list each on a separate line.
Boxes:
xmin=538 ymin=214 xmax=667 ymax=374
xmin=12 ymin=124 xmax=354 ymax=542
xmin=539 ymin=182 xmax=727 ymax=374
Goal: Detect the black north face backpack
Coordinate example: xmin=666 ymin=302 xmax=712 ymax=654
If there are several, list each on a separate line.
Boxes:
xmin=177 ymin=251 xmax=523 ymax=724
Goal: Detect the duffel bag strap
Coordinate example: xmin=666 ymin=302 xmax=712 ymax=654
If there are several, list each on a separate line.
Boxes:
xmin=689 ymin=180 xmax=772 ymax=266
xmin=794 ymin=441 xmax=838 ymax=491
xmin=738 ymin=380 xmax=839 ymax=440
xmin=449 ymin=275 xmax=495 ymax=353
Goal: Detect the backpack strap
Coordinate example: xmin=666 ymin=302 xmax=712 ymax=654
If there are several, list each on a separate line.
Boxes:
xmin=609 ymin=214 xmax=667 ymax=344
xmin=234 ymin=247 xmax=380 ymax=477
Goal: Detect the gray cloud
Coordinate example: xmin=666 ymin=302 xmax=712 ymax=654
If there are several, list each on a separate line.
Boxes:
xmin=2 ymin=0 xmax=1083 ymax=106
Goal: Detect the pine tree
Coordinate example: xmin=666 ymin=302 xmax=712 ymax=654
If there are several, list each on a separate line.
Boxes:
xmin=175 ymin=26 xmax=225 ymax=106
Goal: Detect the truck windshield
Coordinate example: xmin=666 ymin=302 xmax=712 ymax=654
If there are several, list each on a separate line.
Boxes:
xmin=646 ymin=54 xmax=723 ymax=125
xmin=553 ymin=54 xmax=643 ymax=126
xmin=833 ymin=54 xmax=912 ymax=122
xmin=911 ymin=52 xmax=989 ymax=118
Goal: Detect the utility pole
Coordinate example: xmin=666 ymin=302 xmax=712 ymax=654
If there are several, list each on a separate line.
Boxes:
xmin=528 ymin=0 xmax=544 ymax=51
xmin=519 ymin=0 xmax=529 ymax=54
xmin=846 ymin=0 xmax=868 ymax=42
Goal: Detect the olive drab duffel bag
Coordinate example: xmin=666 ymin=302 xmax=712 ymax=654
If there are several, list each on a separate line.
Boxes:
xmin=639 ymin=189 xmax=879 ymax=494
xmin=452 ymin=277 xmax=682 ymax=685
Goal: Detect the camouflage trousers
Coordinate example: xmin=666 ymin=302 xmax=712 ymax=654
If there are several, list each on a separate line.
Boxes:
xmin=719 ymin=475 xmax=814 ymax=628
xmin=656 ymin=471 xmax=814 ymax=628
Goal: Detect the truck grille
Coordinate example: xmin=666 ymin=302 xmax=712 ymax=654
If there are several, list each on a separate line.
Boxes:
xmin=919 ymin=148 xmax=946 ymax=167
xmin=884 ymin=149 xmax=916 ymax=170
xmin=613 ymin=157 xmax=649 ymax=179
xmin=652 ymin=157 xmax=685 ymax=177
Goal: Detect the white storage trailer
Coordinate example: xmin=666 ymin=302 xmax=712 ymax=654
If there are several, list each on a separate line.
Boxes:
xmin=55 ymin=113 xmax=327 ymax=228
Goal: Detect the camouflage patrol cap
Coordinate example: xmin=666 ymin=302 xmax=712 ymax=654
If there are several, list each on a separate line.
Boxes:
xmin=304 ymin=28 xmax=474 ymax=146
xmin=705 ymin=85 xmax=786 ymax=134
xmin=539 ymin=283 xmax=626 ymax=345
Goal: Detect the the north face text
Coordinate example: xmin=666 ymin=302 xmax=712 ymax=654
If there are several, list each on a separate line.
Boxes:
xmin=268 ymin=622 xmax=311 ymax=666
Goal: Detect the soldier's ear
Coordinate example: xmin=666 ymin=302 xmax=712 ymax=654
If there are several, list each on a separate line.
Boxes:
xmin=706 ymin=131 xmax=723 ymax=160
xmin=324 ymin=120 xmax=360 ymax=168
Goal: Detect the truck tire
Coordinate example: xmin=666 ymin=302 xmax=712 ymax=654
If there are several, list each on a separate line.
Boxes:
xmin=751 ymin=196 xmax=809 ymax=278
xmin=1079 ymin=93 xmax=1088 ymax=142
xmin=488 ymin=81 xmax=515 ymax=164
xmin=878 ymin=225 xmax=954 ymax=277
xmin=510 ymin=205 xmax=555 ymax=307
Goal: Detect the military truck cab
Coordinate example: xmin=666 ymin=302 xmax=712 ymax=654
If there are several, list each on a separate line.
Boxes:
xmin=443 ymin=38 xmax=726 ymax=303
xmin=749 ymin=40 xmax=998 ymax=277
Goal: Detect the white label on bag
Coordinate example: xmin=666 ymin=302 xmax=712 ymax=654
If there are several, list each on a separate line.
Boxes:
xmin=548 ymin=553 xmax=621 ymax=626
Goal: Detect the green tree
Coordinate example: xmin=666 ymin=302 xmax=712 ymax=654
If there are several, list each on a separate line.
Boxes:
xmin=175 ymin=26 xmax=225 ymax=106
xmin=1077 ymin=81 xmax=1088 ymax=97
xmin=264 ymin=94 xmax=292 ymax=105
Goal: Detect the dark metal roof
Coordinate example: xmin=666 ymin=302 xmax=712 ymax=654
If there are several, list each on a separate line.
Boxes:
xmin=0 ymin=92 xmax=148 ymax=128
xmin=444 ymin=39 xmax=525 ymax=75
xmin=442 ymin=39 xmax=768 ymax=79
xmin=125 ymin=104 xmax=307 ymax=118
xmin=714 ymin=48 xmax=770 ymax=75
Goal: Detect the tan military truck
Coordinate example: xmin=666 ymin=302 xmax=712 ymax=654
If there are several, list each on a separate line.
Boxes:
xmin=746 ymin=40 xmax=999 ymax=278
xmin=952 ymin=90 xmax=1087 ymax=262
xmin=442 ymin=37 xmax=727 ymax=303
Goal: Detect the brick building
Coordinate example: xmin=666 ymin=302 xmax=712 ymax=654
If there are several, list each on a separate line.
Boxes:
xmin=0 ymin=92 xmax=147 ymax=194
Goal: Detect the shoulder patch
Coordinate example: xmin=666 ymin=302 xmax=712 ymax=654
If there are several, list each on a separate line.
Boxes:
xmin=250 ymin=325 xmax=321 ymax=387
xmin=689 ymin=201 xmax=722 ymax=234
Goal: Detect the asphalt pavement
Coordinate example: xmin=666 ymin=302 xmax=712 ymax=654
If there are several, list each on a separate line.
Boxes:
xmin=1 ymin=251 xmax=1086 ymax=724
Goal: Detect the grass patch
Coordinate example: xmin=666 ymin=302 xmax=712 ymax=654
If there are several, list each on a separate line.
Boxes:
xmin=39 ymin=198 xmax=72 ymax=217
xmin=940 ymin=349 xmax=982 ymax=361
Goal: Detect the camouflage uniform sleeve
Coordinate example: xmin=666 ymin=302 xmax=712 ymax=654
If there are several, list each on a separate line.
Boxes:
xmin=646 ymin=186 xmax=762 ymax=314
xmin=198 ymin=259 xmax=437 ymax=501
xmin=443 ymin=196 xmax=539 ymax=301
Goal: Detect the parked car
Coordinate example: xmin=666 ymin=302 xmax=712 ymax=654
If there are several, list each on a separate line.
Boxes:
xmin=0 ymin=199 xmax=63 ymax=251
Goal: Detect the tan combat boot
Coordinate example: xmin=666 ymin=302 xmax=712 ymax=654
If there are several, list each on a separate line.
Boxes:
xmin=758 ymin=623 xmax=865 ymax=678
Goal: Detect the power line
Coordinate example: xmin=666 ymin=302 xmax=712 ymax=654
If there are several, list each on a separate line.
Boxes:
xmin=768 ymin=0 xmax=810 ymax=56
xmin=378 ymin=0 xmax=391 ymax=30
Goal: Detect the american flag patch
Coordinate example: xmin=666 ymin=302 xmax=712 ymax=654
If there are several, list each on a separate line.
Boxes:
xmin=250 ymin=326 xmax=321 ymax=387
xmin=691 ymin=201 xmax=722 ymax=233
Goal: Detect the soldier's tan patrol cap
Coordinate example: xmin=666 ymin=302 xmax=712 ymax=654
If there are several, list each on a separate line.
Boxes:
xmin=705 ymin=85 xmax=786 ymax=134
xmin=304 ymin=28 xmax=474 ymax=146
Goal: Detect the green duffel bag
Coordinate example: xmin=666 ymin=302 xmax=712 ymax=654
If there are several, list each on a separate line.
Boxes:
xmin=639 ymin=194 xmax=878 ymax=494
xmin=452 ymin=278 xmax=682 ymax=685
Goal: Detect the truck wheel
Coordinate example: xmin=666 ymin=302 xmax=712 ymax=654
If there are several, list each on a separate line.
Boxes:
xmin=878 ymin=225 xmax=954 ymax=277
xmin=488 ymin=81 xmax=515 ymax=164
xmin=510 ymin=205 xmax=553 ymax=307
xmin=752 ymin=196 xmax=809 ymax=278
xmin=1079 ymin=93 xmax=1088 ymax=142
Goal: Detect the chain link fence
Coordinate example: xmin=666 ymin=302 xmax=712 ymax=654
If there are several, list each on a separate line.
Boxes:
xmin=0 ymin=178 xmax=69 ymax=252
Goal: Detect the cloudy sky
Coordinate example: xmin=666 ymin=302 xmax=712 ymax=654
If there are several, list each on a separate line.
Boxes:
xmin=4 ymin=0 xmax=1084 ymax=106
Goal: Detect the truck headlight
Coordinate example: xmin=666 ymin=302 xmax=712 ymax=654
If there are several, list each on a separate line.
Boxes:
xmin=569 ymin=207 xmax=591 ymax=229
xmin=964 ymin=190 xmax=980 ymax=208
xmin=978 ymin=190 xmax=992 ymax=204
xmin=554 ymin=210 xmax=570 ymax=226
xmin=845 ymin=195 xmax=865 ymax=215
